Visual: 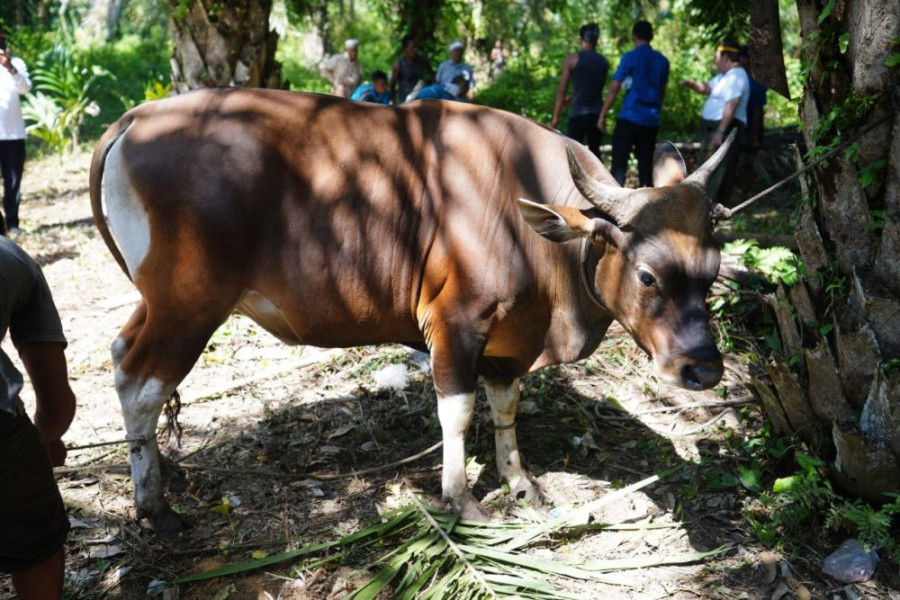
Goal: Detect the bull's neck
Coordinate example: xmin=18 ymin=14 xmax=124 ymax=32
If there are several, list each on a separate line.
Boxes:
xmin=532 ymin=237 xmax=613 ymax=371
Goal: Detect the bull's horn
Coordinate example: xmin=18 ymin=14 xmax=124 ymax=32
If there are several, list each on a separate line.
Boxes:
xmin=566 ymin=145 xmax=633 ymax=223
xmin=683 ymin=129 xmax=738 ymax=189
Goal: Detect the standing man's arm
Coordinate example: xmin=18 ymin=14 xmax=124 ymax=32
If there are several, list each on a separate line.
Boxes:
xmin=598 ymin=79 xmax=622 ymax=134
xmin=319 ymin=55 xmax=336 ymax=82
xmin=19 ymin=341 xmax=76 ymax=467
xmin=551 ymin=53 xmax=577 ymax=129
xmin=0 ymin=53 xmax=31 ymax=94
xmin=681 ymin=79 xmax=710 ymax=94
xmin=711 ymin=96 xmax=740 ymax=149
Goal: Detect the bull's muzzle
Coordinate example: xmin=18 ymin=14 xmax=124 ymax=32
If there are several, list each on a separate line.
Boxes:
xmin=672 ymin=344 xmax=723 ymax=390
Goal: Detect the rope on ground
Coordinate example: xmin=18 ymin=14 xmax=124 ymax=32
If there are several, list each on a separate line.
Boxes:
xmin=177 ymin=440 xmax=444 ymax=481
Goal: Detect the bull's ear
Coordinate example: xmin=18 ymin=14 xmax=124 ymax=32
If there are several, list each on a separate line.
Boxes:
xmin=517 ymin=199 xmax=625 ymax=247
xmin=652 ymin=141 xmax=687 ymax=187
xmin=517 ymin=199 xmax=583 ymax=242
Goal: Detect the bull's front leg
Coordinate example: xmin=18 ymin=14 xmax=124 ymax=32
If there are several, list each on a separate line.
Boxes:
xmin=429 ymin=326 xmax=489 ymax=521
xmin=484 ymin=378 xmax=542 ymax=505
xmin=437 ymin=392 xmax=487 ymax=520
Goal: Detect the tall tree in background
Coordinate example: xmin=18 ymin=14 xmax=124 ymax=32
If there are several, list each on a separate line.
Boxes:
xmin=168 ymin=0 xmax=281 ymax=92
xmin=753 ymin=0 xmax=900 ymax=500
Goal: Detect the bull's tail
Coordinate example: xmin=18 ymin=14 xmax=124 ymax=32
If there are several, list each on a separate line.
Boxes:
xmin=89 ymin=116 xmax=134 ymax=281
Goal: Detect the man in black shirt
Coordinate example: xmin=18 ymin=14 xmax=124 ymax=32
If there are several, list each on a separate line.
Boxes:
xmin=551 ymin=23 xmax=609 ymax=160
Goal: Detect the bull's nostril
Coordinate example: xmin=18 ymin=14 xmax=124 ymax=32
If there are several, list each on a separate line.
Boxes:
xmin=681 ymin=362 xmax=724 ymax=390
xmin=682 ymin=364 xmax=702 ymax=388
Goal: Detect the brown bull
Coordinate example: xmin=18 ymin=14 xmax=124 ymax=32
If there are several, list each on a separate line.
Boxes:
xmin=90 ymin=88 xmax=731 ymax=538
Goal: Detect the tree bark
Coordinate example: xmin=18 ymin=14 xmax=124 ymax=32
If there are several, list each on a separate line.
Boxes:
xmin=168 ymin=0 xmax=282 ymax=93
xmin=396 ymin=0 xmax=444 ymax=56
xmin=81 ymin=0 xmax=124 ymax=42
xmin=752 ymin=0 xmax=900 ymax=500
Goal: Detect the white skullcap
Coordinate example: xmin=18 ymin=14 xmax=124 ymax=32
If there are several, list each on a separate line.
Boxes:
xmin=449 ymin=40 xmax=464 ymax=51
xmin=345 ymin=39 xmax=359 ymax=48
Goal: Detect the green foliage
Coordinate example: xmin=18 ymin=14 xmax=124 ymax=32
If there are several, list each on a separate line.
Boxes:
xmin=725 ymin=239 xmax=802 ymax=286
xmin=9 ymin=0 xmax=801 ymax=145
xmin=473 ymin=62 xmax=558 ymax=123
xmin=826 ymin=495 xmax=900 ymax=563
xmin=77 ymin=34 xmax=172 ymax=135
xmin=858 ymin=159 xmax=886 ymax=189
xmin=22 ymin=42 xmax=113 ymax=153
xmin=1 ymin=25 xmax=56 ymax=66
xmin=143 ymin=80 xmax=173 ymax=102
xmin=745 ymin=452 xmax=834 ymax=547
xmin=740 ymin=435 xmax=900 ymax=564
xmin=817 ymin=0 xmax=837 ymax=24
xmin=681 ymin=0 xmax=749 ymax=43
xmin=21 ymin=91 xmax=70 ymax=154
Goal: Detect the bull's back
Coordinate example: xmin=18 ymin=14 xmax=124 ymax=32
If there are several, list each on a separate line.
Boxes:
xmin=95 ymin=89 xmax=601 ymax=354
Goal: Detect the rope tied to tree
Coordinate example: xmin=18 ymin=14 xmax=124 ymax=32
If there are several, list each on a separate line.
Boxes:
xmin=714 ymin=86 xmax=899 ymax=222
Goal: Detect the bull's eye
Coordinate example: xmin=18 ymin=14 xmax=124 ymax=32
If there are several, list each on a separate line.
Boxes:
xmin=638 ymin=270 xmax=656 ymax=287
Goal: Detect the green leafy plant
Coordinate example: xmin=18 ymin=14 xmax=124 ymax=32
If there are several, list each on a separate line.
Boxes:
xmin=143 ymin=79 xmax=173 ymax=102
xmin=725 ymin=239 xmax=802 ymax=286
xmin=826 ymin=495 xmax=900 ymax=563
xmin=743 ymin=452 xmax=834 ymax=549
xmin=21 ymin=91 xmax=70 ymax=155
xmin=22 ymin=42 xmax=113 ymax=153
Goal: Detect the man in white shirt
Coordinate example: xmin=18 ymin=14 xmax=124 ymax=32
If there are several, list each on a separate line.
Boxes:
xmin=320 ymin=39 xmax=363 ymax=98
xmin=435 ymin=41 xmax=474 ymax=96
xmin=681 ymin=42 xmax=749 ymax=152
xmin=681 ymin=42 xmax=748 ymax=203
xmin=0 ymin=32 xmax=32 ymax=236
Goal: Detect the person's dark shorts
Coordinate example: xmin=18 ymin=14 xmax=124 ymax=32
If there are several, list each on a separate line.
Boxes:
xmin=0 ymin=410 xmax=69 ymax=573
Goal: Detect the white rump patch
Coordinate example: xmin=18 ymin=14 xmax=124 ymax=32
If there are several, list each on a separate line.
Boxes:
xmin=104 ymin=131 xmax=151 ymax=278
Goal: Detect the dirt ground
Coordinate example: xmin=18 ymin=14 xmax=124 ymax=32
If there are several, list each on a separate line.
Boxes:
xmin=1 ymin=148 xmax=897 ymax=599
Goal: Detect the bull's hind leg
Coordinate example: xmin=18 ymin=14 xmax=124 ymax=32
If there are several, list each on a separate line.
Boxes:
xmin=113 ymin=299 xmax=230 ymax=540
xmin=483 ymin=378 xmax=542 ymax=505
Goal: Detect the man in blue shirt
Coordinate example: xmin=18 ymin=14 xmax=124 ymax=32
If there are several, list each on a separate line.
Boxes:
xmin=598 ymin=21 xmax=669 ymax=187
xmin=350 ymin=71 xmax=391 ymax=105
xmin=739 ymin=46 xmax=767 ymax=149
xmin=414 ymin=75 xmax=469 ymax=102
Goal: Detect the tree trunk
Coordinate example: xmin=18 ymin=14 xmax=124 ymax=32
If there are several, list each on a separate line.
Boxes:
xmin=81 ymin=0 xmax=124 ymax=42
xmin=752 ymin=0 xmax=900 ymax=500
xmin=396 ymin=0 xmax=444 ymax=57
xmin=168 ymin=0 xmax=282 ymax=93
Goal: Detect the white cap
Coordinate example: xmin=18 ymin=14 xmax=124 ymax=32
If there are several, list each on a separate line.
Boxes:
xmin=449 ymin=40 xmax=464 ymax=51
xmin=345 ymin=39 xmax=359 ymax=48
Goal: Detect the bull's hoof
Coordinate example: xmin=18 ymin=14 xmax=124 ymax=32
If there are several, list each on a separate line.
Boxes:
xmin=508 ymin=476 xmax=543 ymax=506
xmin=449 ymin=491 xmax=490 ymax=522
